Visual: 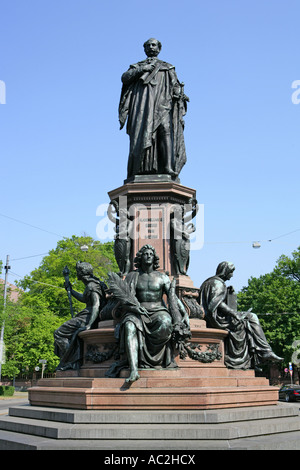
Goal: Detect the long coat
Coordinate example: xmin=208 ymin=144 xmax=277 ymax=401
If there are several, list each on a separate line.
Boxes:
xmin=119 ymin=58 xmax=187 ymax=177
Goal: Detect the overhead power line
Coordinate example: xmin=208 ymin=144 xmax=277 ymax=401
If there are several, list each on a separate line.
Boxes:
xmin=11 ymin=253 xmax=49 ymax=261
xmin=1 ymin=211 xmax=299 ymax=247
xmin=9 ymin=271 xmax=65 ymax=290
xmin=267 ymin=229 xmax=300 ymax=242
xmin=207 ymin=229 xmax=300 ymax=247
xmin=0 ymin=212 xmax=63 ymax=238
xmin=258 ymin=312 xmax=300 ymax=316
xmin=1 ymin=210 xmax=299 ymax=266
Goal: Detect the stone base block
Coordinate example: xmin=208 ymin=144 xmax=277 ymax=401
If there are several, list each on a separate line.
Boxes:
xmin=28 ymin=376 xmax=278 ymax=410
xmin=28 ymin=319 xmax=279 ymax=410
xmin=29 ymin=367 xmax=278 ymax=411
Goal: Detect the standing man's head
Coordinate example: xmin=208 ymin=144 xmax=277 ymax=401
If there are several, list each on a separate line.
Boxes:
xmin=143 ymin=38 xmax=162 ymax=58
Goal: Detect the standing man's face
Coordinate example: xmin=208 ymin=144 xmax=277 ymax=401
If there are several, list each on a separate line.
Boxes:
xmin=144 ymin=39 xmax=160 ymax=58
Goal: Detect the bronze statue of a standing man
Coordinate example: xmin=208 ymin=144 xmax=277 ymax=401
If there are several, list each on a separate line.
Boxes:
xmin=119 ymin=39 xmax=188 ymax=179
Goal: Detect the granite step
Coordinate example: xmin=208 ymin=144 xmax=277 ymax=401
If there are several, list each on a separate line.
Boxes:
xmin=34 ymin=375 xmax=269 ymax=389
xmin=8 ymin=403 xmax=299 ymax=424
xmin=0 ymin=405 xmax=299 ymax=441
xmin=78 ymin=366 xmax=257 ymax=378
xmin=2 ymin=430 xmax=300 ymax=450
xmin=1 ymin=403 xmax=299 ymax=450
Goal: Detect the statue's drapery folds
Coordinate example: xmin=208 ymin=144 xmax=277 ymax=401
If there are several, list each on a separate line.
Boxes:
xmin=198 ymin=262 xmax=282 ymax=369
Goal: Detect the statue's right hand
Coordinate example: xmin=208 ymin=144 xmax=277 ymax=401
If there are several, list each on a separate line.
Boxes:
xmin=64 ymin=281 xmax=72 ymax=291
xmin=134 ymin=305 xmax=151 ymax=320
xmin=141 ymin=63 xmax=155 ymax=73
xmin=129 ymin=305 xmax=147 ymax=316
xmin=138 ymin=306 xmax=149 ymax=316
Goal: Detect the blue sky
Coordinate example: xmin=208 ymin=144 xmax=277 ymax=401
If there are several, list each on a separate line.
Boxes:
xmin=0 ymin=0 xmax=299 ymax=293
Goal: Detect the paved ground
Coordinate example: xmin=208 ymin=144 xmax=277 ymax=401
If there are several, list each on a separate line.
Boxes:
xmin=0 ymin=392 xmax=29 ymax=415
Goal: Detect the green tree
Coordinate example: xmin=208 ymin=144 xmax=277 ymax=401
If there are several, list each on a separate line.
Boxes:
xmin=238 ymin=247 xmax=300 ymax=364
xmin=276 ymin=246 xmax=300 ymax=282
xmin=1 ymin=297 xmax=66 ymax=377
xmin=1 ymin=236 xmax=119 ymax=376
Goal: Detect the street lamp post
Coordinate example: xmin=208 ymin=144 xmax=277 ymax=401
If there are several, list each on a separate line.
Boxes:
xmin=0 ymin=255 xmax=11 ymax=381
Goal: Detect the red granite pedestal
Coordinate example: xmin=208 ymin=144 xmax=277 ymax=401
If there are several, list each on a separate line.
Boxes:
xmin=108 ymin=179 xmax=197 ymax=277
xmin=28 ymin=319 xmax=279 ymax=410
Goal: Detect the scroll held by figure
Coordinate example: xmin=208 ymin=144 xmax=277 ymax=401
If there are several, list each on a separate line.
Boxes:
xmin=198 ymin=262 xmax=283 ymax=370
xmin=119 ymin=38 xmax=189 ymax=179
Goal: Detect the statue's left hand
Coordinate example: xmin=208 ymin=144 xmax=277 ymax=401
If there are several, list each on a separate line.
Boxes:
xmin=78 ymin=325 xmax=90 ymax=333
xmin=231 ymin=313 xmax=243 ymax=327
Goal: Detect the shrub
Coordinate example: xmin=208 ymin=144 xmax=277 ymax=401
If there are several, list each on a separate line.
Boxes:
xmin=0 ymin=386 xmax=14 ymax=396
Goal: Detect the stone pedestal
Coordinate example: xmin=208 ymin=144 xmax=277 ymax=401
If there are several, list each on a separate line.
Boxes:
xmin=28 ymin=319 xmax=279 ymax=410
xmin=108 ymin=178 xmax=197 ymax=277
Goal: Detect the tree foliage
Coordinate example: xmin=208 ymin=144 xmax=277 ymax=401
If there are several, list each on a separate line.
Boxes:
xmin=276 ymin=247 xmax=300 ymax=282
xmin=237 ymin=246 xmax=300 ymax=364
xmin=0 ymin=297 xmax=65 ymax=377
